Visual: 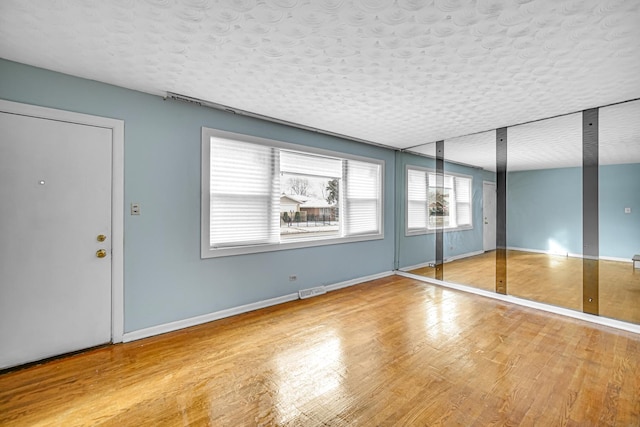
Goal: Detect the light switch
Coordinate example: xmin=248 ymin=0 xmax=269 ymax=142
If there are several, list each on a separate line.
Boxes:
xmin=624 ymin=207 xmax=631 ymax=214
xmin=131 ymin=203 xmax=141 ymax=215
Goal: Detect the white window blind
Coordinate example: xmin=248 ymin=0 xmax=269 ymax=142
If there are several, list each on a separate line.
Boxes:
xmin=407 ymin=168 xmax=428 ymax=229
xmin=344 ymin=160 xmax=382 ymax=235
xmin=209 ymin=137 xmax=280 ymax=248
xmin=280 ymin=150 xmax=342 ymax=178
xmin=454 ymin=176 xmax=471 ymax=226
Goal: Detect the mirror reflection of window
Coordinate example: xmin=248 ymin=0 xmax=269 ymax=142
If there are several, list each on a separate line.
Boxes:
xmin=441 ymin=131 xmax=496 ymax=291
xmin=407 ymin=169 xmax=472 ymax=232
xmin=403 ymin=131 xmax=496 ymax=291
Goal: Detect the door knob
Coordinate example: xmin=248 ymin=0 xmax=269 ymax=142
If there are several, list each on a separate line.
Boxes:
xmin=96 ymin=249 xmax=107 ymax=258
xmin=97 ymin=234 xmax=107 ymax=242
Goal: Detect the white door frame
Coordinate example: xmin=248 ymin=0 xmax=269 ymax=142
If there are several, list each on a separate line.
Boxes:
xmin=482 ymin=180 xmax=497 ymax=252
xmin=0 ymin=99 xmax=124 ymax=343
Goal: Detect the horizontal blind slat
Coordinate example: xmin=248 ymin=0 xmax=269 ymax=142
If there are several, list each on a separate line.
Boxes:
xmin=345 ymin=160 xmax=381 ymax=235
xmin=280 ymin=150 xmax=342 ymax=178
xmin=407 ymin=169 xmax=427 ymax=201
xmin=408 ymin=201 xmax=428 ymax=229
xmin=209 ymin=137 xmax=279 ymax=247
xmin=454 ymin=176 xmax=471 ymax=225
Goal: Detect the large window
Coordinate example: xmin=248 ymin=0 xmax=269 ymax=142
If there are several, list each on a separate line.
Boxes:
xmin=406 ymin=166 xmax=472 ymax=235
xmin=202 ymin=128 xmax=384 ymax=258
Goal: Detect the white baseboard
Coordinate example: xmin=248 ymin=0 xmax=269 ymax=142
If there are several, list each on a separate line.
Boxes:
xmin=400 ymin=260 xmax=433 ymax=271
xmin=446 ymin=250 xmax=485 ymax=262
xmin=507 ymin=246 xmax=583 ymax=258
xmin=123 ymin=270 xmax=394 ymax=343
xmin=399 ymin=250 xmax=485 ymax=272
xmin=325 ymin=271 xmax=394 ymax=292
xmin=122 ymin=293 xmax=298 ymax=342
xmin=395 ymin=271 xmax=640 ymax=335
xmin=599 ymin=255 xmax=633 ymax=263
xmin=509 ymin=247 xmax=633 ymax=263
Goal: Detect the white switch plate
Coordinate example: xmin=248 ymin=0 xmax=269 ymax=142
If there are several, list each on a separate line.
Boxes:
xmin=131 ymin=203 xmax=140 ymax=215
xmin=624 ymin=207 xmax=631 ymax=214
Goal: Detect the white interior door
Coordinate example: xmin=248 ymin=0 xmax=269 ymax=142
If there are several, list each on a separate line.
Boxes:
xmin=0 ymin=112 xmax=112 ymax=369
xmin=483 ymin=181 xmax=497 ymax=252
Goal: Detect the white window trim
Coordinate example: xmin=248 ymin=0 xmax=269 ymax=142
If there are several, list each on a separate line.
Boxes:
xmin=201 ymin=128 xmax=384 ymax=258
xmin=405 ymin=165 xmax=473 ymax=236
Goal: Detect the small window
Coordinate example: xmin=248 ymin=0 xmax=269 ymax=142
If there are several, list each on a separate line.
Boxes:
xmin=202 ymin=128 xmax=384 ymax=258
xmin=406 ymin=166 xmax=472 ymax=235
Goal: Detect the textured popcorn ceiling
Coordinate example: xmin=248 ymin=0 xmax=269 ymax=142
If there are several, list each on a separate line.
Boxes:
xmin=0 ymin=0 xmax=639 ymax=159
xmin=409 ymin=99 xmax=640 ymax=171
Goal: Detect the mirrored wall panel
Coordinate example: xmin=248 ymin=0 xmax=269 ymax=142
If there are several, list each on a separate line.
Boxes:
xmin=403 ymin=143 xmax=438 ymax=280
xmin=598 ymin=100 xmax=640 ymax=324
xmin=398 ymin=100 xmax=638 ymax=327
xmin=401 ymin=130 xmax=497 ymax=291
xmin=506 ymin=113 xmax=583 ymax=311
xmin=442 ymin=131 xmax=496 ymax=291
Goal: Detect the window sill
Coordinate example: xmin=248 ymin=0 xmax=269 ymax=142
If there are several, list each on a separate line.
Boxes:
xmin=202 ymin=233 xmax=384 ymax=259
xmin=405 ymin=226 xmax=473 ymax=237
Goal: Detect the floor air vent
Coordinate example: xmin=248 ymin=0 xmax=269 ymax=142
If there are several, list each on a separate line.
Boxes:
xmin=299 ymin=286 xmax=326 ymax=299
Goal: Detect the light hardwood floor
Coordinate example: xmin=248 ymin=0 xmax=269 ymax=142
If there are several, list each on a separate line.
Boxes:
xmin=1 ymin=275 xmax=639 ymax=426
xmin=410 ymin=250 xmax=640 ymax=325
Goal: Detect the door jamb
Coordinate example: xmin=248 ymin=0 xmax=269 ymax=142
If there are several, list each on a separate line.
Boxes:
xmin=0 ymin=99 xmax=125 ymax=343
xmin=482 ymin=180 xmax=497 ymax=252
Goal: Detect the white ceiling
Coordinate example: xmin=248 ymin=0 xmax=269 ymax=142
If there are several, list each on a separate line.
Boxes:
xmin=409 ymin=99 xmax=640 ymax=171
xmin=0 ymin=0 xmax=639 ymax=154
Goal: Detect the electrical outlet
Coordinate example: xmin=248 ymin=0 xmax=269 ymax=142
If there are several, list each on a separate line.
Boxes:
xmin=131 ymin=203 xmax=140 ymax=215
xmin=624 ymin=207 xmax=631 ymax=214
xmin=289 ymin=275 xmax=297 ymax=281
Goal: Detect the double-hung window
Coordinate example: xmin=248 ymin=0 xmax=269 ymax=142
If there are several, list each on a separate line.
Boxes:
xmin=406 ymin=166 xmax=472 ymax=235
xmin=202 ymin=128 xmax=384 ymax=258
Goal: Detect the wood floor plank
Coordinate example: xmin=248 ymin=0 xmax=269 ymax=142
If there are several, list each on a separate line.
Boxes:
xmin=1 ymin=276 xmax=639 ymax=426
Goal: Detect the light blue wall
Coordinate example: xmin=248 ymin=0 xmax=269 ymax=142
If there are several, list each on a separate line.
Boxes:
xmin=506 ymin=164 xmax=640 ymax=259
xmin=0 ymin=59 xmax=396 ymax=332
xmin=507 ymin=167 xmax=583 ymax=255
xmin=395 ymin=151 xmax=492 ymax=269
xmin=600 ymin=163 xmax=640 ymax=259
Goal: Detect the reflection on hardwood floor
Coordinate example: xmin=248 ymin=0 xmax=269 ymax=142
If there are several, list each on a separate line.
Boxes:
xmin=1 ymin=275 xmax=639 ymax=426
xmin=410 ymin=251 xmax=497 ymax=292
xmin=409 ymin=250 xmax=640 ymax=324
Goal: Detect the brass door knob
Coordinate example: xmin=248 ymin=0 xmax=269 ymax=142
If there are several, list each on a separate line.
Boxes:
xmin=97 ymin=234 xmax=107 ymax=242
xmin=96 ymin=249 xmax=107 ymax=258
